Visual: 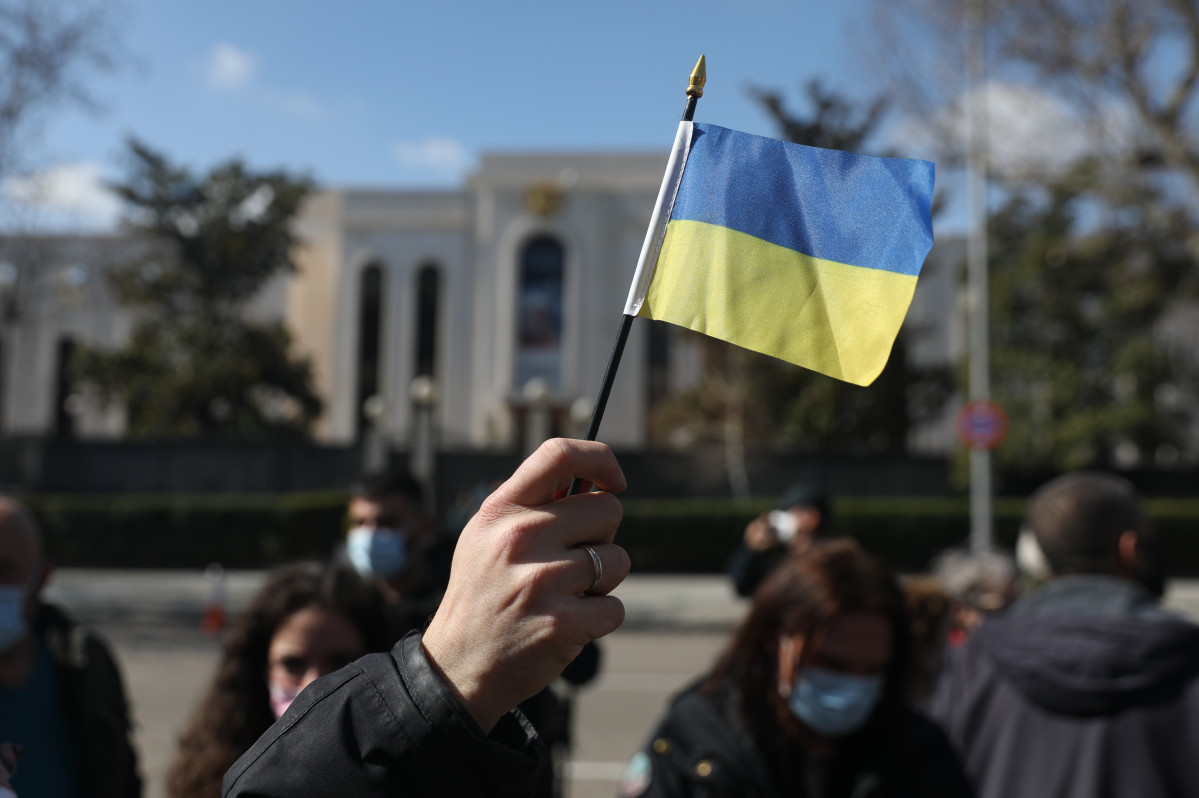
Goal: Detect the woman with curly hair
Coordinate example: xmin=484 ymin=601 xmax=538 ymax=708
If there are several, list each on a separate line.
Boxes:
xmin=621 ymin=539 xmax=971 ymax=798
xmin=166 ymin=562 xmax=393 ymax=798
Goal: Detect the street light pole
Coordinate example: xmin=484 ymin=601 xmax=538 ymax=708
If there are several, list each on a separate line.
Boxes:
xmin=522 ymin=377 xmax=551 ymax=457
xmin=966 ymin=0 xmax=993 ymax=552
xmin=361 ymin=394 xmax=388 ymax=473
xmin=408 ymin=375 xmax=437 ymax=492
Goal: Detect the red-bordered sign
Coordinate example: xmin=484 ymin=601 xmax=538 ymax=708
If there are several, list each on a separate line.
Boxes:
xmin=955 ymin=399 xmax=1009 ymax=451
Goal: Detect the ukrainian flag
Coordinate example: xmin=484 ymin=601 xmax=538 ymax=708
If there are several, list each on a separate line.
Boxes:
xmin=624 ymin=122 xmax=934 ymax=387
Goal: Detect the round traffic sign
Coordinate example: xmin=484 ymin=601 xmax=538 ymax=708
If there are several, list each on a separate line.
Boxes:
xmin=955 ymin=399 xmax=1009 ymax=451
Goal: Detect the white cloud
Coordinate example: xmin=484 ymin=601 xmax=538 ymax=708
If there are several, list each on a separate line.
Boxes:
xmin=393 ymin=137 xmax=471 ymax=174
xmin=1 ymin=161 xmax=121 ymax=231
xmin=206 ymin=43 xmax=256 ymax=90
xmin=204 ymin=44 xmax=324 ymax=120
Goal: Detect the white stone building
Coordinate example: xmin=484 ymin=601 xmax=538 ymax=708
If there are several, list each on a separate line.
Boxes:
xmin=0 ymin=150 xmax=964 ymax=452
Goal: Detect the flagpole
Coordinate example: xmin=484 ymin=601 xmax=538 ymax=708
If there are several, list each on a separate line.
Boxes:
xmin=567 ymin=55 xmax=706 ymax=495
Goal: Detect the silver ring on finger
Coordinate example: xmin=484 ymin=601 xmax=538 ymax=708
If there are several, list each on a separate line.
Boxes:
xmin=582 ymin=544 xmax=603 ymax=594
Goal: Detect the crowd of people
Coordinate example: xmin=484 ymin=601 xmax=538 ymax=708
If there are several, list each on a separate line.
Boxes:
xmin=2 ymin=438 xmax=1199 ymax=797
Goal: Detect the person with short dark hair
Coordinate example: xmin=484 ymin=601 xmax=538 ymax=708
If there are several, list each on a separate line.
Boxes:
xmin=930 ymin=471 xmax=1199 ymax=798
xmin=342 ymin=468 xmax=451 ymax=634
xmin=621 ymin=540 xmax=970 ymax=798
xmin=0 ymin=498 xmax=142 ymax=798
xmin=728 ymin=483 xmax=830 ymax=597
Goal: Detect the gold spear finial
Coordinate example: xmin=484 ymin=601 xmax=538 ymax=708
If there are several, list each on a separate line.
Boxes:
xmin=687 ymin=55 xmax=706 ymax=98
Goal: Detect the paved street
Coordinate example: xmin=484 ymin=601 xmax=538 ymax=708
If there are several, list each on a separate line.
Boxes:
xmin=44 ymin=569 xmax=1199 ymax=798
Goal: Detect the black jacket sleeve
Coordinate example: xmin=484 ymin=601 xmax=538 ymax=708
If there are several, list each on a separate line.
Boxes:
xmin=727 ymin=544 xmax=786 ymax=598
xmin=222 ymin=632 xmax=547 ymax=798
xmin=40 ymin=603 xmax=142 ymax=798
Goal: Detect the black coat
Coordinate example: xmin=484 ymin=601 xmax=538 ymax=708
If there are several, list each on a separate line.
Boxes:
xmin=620 ymin=682 xmax=971 ymax=798
xmin=222 ymin=632 xmax=547 ymax=798
xmin=36 ymin=603 xmax=142 ymax=798
xmin=930 ymin=575 xmax=1199 ymax=798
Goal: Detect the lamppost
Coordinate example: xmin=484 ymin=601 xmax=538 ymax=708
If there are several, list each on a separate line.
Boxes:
xmin=965 ymin=0 xmax=993 ymax=553
xmin=361 ymin=393 xmax=388 ymax=472
xmin=569 ymin=396 xmax=593 ymax=440
xmin=408 ymin=376 xmax=437 ymax=492
xmin=522 ymin=377 xmax=551 ymax=456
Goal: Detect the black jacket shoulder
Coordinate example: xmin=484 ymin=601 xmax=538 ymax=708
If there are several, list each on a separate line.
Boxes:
xmin=36 ymin=602 xmax=142 ymax=798
xmin=622 ymin=684 xmax=970 ymax=798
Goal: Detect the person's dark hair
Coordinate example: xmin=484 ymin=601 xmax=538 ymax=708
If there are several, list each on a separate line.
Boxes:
xmin=1026 ymin=471 xmax=1148 ymax=576
xmin=166 ymin=562 xmax=393 ymax=798
xmin=703 ymin=539 xmax=910 ymax=748
xmin=778 ymin=482 xmax=832 ymax=530
xmin=352 ymin=468 xmax=425 ymax=509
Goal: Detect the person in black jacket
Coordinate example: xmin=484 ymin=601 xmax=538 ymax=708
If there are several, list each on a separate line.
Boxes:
xmin=930 ymin=471 xmax=1199 ymax=798
xmin=727 ymin=483 xmax=829 ymax=598
xmin=223 ymin=438 xmax=631 ymax=798
xmin=0 ymin=497 xmax=142 ymax=798
xmin=622 ymin=539 xmax=971 ymax=798
xmin=341 ymin=468 xmax=449 ymax=634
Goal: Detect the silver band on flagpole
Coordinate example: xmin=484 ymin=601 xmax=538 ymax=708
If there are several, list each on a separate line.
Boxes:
xmin=622 ymin=120 xmax=695 ymax=317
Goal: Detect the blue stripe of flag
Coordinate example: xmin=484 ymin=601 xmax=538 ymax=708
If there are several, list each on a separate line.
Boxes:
xmin=669 ymin=123 xmax=935 ymax=277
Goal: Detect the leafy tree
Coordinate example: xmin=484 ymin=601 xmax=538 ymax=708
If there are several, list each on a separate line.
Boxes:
xmin=649 ymin=81 xmax=952 ymax=494
xmin=986 ymin=168 xmax=1199 ymax=472
xmin=73 ymin=140 xmax=322 ymax=441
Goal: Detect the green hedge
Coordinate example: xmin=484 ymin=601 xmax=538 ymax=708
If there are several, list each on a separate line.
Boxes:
xmin=617 ymin=496 xmax=1029 ymax=573
xmin=620 ymin=496 xmax=1199 ymax=574
xmin=27 ymin=491 xmax=350 ymax=568
xmin=19 ymin=492 xmax=1199 ymax=575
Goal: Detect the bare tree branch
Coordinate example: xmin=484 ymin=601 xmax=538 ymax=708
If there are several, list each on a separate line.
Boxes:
xmin=0 ymin=0 xmax=124 ymax=180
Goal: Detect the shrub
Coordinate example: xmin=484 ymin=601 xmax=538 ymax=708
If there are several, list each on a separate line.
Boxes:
xmin=18 ymin=492 xmax=1199 ymax=576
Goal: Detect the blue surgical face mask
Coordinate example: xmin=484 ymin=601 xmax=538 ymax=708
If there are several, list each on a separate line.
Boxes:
xmin=0 ymin=584 xmax=29 ymax=655
xmin=346 ymin=526 xmax=409 ymax=579
xmin=787 ymin=665 xmax=884 ymax=738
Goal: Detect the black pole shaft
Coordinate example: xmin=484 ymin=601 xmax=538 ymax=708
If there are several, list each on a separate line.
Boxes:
xmin=567 ymin=315 xmax=633 ymax=495
xmin=582 ymin=315 xmax=634 ymax=444
xmin=567 ymin=77 xmax=702 ymax=496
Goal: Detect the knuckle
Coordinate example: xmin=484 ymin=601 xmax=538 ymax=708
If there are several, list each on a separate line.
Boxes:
xmin=540 ymin=437 xmax=574 ymax=468
xmin=476 ymin=490 xmax=513 ymax=524
xmin=594 ymin=491 xmax=623 ymax=522
xmin=492 ymin=511 xmax=550 ymax=558
xmin=591 ymin=597 xmax=626 ymax=637
xmin=610 ymin=544 xmax=632 ymax=579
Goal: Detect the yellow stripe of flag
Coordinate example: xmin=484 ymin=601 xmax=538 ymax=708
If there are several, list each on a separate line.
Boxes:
xmin=642 ymin=219 xmax=920 ymax=386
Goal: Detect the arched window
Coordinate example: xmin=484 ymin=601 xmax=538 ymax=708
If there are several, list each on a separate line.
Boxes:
xmin=414 ymin=264 xmax=440 ymax=379
xmin=355 ymin=263 xmax=384 ymax=440
xmin=515 ymin=235 xmax=564 ymax=391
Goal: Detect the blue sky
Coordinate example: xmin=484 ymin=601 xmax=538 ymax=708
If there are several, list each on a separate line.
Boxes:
xmin=6 ymin=0 xmax=918 ymax=230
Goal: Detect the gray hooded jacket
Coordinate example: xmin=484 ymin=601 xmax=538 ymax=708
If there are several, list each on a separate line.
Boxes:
xmin=930 ymin=575 xmax=1199 ymax=798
